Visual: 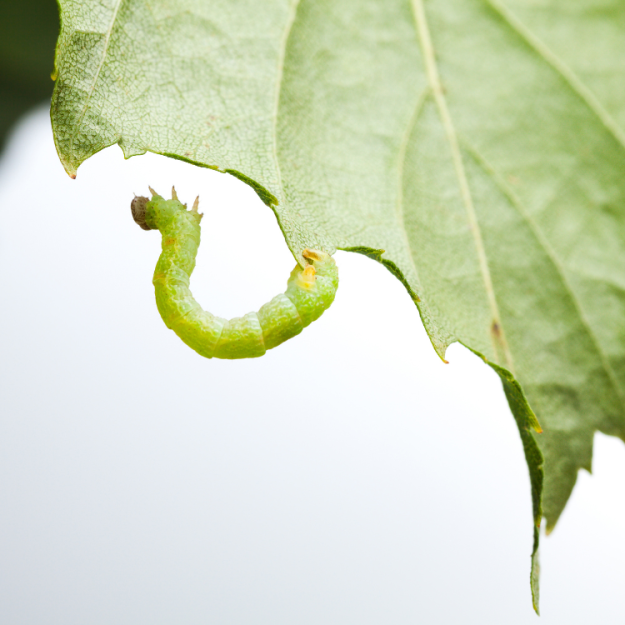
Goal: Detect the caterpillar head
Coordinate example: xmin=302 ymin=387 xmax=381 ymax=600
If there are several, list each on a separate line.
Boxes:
xmin=132 ymin=187 xmax=202 ymax=231
xmin=131 ymin=195 xmax=153 ymax=230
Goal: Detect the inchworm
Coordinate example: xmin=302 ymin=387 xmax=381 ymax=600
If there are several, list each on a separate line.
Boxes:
xmin=131 ymin=187 xmax=339 ymax=359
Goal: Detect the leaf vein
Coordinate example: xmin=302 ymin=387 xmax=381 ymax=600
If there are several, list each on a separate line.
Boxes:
xmin=68 ymin=0 xmax=124 ymax=155
xmin=395 ymin=88 xmax=429 ymax=282
xmin=271 ymin=0 xmax=301 ymax=204
xmin=486 ymin=0 xmax=625 ymax=153
xmin=464 ymin=140 xmax=625 ymax=405
xmin=410 ymin=0 xmax=514 ymax=370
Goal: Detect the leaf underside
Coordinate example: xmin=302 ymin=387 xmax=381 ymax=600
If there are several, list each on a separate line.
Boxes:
xmin=51 ymin=0 xmax=625 ymax=612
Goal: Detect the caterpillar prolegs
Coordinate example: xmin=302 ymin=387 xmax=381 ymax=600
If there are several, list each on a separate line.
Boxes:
xmin=131 ymin=188 xmax=339 ymax=359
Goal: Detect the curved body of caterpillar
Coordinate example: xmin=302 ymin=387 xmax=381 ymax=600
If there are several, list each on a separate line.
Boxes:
xmin=131 ymin=188 xmax=339 ymax=359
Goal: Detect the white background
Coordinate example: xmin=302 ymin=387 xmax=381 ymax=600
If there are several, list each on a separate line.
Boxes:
xmin=0 ymin=108 xmax=624 ymax=623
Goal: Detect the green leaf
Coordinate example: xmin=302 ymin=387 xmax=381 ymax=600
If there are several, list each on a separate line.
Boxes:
xmin=51 ymin=0 xmax=625 ymax=611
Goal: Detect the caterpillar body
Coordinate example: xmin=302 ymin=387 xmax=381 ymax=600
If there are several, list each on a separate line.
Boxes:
xmin=131 ymin=188 xmax=339 ymax=359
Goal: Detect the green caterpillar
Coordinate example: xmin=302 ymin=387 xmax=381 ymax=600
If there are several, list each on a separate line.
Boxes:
xmin=131 ymin=187 xmax=339 ymax=359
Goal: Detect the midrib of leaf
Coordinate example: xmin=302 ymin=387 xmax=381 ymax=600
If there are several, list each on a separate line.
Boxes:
xmin=410 ymin=0 xmax=515 ymax=371
xmin=488 ymin=0 xmax=625 ymax=156
xmin=67 ymin=0 xmax=124 ymax=159
xmin=464 ymin=139 xmax=625 ymax=409
xmin=485 ymin=0 xmax=625 ymax=405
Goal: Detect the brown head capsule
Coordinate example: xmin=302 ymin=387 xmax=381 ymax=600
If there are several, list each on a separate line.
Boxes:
xmin=131 ymin=195 xmax=153 ymax=230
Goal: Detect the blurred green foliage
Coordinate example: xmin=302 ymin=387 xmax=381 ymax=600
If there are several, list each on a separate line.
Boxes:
xmin=0 ymin=0 xmax=59 ymax=149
